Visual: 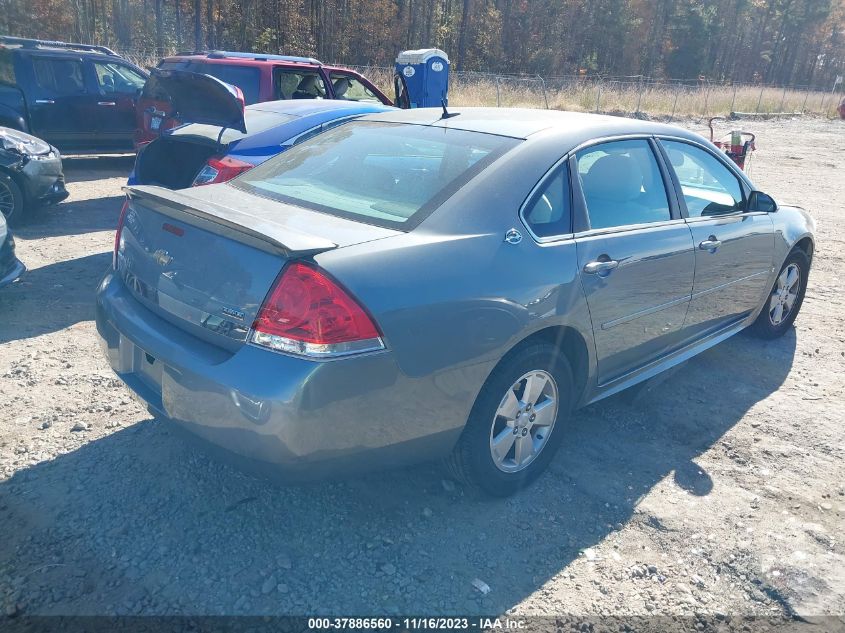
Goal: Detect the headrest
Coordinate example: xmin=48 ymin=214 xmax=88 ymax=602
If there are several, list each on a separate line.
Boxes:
xmin=582 ymin=154 xmax=643 ymax=203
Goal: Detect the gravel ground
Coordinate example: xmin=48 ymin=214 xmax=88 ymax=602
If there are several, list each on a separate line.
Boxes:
xmin=0 ymin=119 xmax=843 ymax=626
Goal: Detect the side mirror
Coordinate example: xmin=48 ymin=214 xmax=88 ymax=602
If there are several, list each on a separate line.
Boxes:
xmin=748 ymin=191 xmax=777 ymax=213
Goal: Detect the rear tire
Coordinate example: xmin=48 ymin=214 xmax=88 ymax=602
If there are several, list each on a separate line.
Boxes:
xmin=447 ymin=343 xmax=573 ymax=497
xmin=0 ymin=172 xmax=25 ymax=226
xmin=750 ymin=249 xmax=810 ymax=339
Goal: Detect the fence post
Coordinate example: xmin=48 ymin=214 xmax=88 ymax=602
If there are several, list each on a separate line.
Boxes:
xmin=755 ymin=84 xmax=765 ymax=114
xmin=778 ymin=84 xmax=787 ymax=112
xmin=730 ymin=83 xmax=738 ymax=114
xmin=595 ymin=80 xmax=602 ymax=113
xmin=701 ymin=82 xmax=711 ymax=116
xmin=495 ymin=75 xmax=501 ymax=108
xmin=801 ymin=87 xmax=810 ymax=113
xmin=635 ymin=75 xmax=644 ymax=116
xmin=536 ymin=74 xmax=549 ymax=109
xmin=670 ymin=82 xmax=681 ymax=122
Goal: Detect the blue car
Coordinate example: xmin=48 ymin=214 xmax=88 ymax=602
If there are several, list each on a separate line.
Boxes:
xmin=130 ymin=71 xmax=393 ymax=189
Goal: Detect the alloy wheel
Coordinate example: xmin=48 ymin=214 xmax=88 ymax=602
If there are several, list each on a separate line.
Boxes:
xmin=489 ymin=370 xmax=558 ymax=473
xmin=0 ymin=179 xmax=14 ymax=220
xmin=768 ymin=263 xmax=801 ymax=326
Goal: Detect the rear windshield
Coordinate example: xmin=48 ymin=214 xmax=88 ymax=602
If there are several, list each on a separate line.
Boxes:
xmin=170 ymin=109 xmax=295 ymax=144
xmin=232 ymin=121 xmax=518 ymax=229
xmin=0 ymin=48 xmax=15 ymax=85
xmin=159 ymin=60 xmax=261 ymax=104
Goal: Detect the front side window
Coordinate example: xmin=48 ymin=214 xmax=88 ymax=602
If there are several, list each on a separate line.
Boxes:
xmin=660 ymin=140 xmax=744 ymax=217
xmin=32 ymin=57 xmax=85 ymax=96
xmin=523 ymin=165 xmax=571 ymax=238
xmin=234 ymin=121 xmax=518 ymax=229
xmin=329 ymin=73 xmax=381 ymax=103
xmin=274 ymin=69 xmax=328 ymax=100
xmin=0 ymin=49 xmax=15 ymax=85
xmin=576 ymin=139 xmax=670 ymax=230
xmin=92 ymin=62 xmax=146 ymax=95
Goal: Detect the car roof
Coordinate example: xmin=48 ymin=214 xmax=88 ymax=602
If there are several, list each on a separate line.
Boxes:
xmin=0 ymin=36 xmax=121 ymax=58
xmin=160 ymin=52 xmax=364 ymax=74
xmin=359 ymin=107 xmax=704 ymax=144
xmin=247 ymin=100 xmax=393 ymax=116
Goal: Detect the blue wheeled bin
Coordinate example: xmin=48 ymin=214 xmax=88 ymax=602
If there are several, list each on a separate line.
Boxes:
xmin=393 ymin=49 xmax=449 ymax=109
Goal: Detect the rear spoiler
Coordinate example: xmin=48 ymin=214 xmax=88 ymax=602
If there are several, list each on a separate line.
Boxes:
xmin=123 ymin=185 xmax=338 ymax=257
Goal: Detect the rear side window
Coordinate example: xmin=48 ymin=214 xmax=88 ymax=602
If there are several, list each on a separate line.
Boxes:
xmin=31 ymin=57 xmax=86 ymax=95
xmin=576 ymin=139 xmax=670 ymax=230
xmin=274 ymin=69 xmax=327 ymax=100
xmin=190 ymin=63 xmax=261 ymax=104
xmin=523 ymin=166 xmax=571 ymax=238
xmin=234 ymin=121 xmax=518 ymax=229
xmin=660 ymin=140 xmax=744 ymax=217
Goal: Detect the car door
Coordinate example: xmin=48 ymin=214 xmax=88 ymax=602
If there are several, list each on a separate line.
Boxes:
xmin=572 ymin=138 xmax=695 ymax=385
xmin=89 ymin=60 xmax=147 ymax=150
xmin=26 ymin=54 xmax=96 ymax=147
xmin=657 ymin=139 xmax=775 ymax=339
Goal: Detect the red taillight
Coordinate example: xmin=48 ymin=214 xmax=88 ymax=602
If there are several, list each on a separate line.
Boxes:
xmin=251 ymin=262 xmax=383 ymax=358
xmin=113 ymin=198 xmax=129 ymax=270
xmin=192 ymin=156 xmax=253 ymax=186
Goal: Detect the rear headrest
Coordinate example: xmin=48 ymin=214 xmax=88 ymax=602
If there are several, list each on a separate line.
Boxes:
xmin=582 ymin=154 xmax=643 ymax=203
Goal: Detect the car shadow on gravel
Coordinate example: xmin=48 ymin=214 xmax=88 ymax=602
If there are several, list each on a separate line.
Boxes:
xmin=0 ymin=329 xmax=797 ymax=616
xmin=0 ymin=252 xmax=110 ymax=344
xmin=17 ymin=196 xmax=124 ymax=239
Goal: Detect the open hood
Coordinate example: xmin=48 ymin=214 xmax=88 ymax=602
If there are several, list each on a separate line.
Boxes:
xmin=145 ymin=69 xmax=247 ymax=133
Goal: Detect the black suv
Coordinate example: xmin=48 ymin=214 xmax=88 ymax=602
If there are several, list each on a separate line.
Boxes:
xmin=0 ymin=36 xmax=149 ymax=152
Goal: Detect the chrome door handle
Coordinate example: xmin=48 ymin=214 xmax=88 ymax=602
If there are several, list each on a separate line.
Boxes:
xmin=583 ymin=259 xmax=619 ymax=274
xmin=698 ymin=238 xmax=722 ymax=251
xmin=35 ymin=99 xmax=55 ymax=104
xmin=98 ymin=101 xmax=117 ymax=106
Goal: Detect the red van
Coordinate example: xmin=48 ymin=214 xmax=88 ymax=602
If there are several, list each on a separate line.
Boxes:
xmin=136 ymin=50 xmax=392 ymax=146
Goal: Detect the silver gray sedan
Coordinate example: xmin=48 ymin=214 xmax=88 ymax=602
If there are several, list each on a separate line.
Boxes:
xmin=96 ymin=108 xmax=814 ymax=496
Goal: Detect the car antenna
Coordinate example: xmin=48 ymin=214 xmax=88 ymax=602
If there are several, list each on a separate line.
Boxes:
xmin=441 ymin=100 xmax=459 ymax=119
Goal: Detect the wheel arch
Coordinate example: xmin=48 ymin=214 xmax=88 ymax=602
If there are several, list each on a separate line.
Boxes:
xmin=490 ymin=324 xmax=592 ymax=407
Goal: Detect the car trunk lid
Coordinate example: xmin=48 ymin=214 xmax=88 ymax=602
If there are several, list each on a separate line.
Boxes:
xmin=142 ymin=69 xmax=247 ymax=134
xmin=118 ymin=185 xmax=398 ymax=352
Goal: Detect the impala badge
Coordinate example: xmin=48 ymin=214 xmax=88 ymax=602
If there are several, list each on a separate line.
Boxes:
xmin=221 ymin=306 xmax=246 ymax=321
xmin=152 ymin=249 xmax=172 ymax=267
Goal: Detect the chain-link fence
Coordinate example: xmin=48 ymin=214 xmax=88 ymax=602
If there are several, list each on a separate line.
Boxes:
xmin=118 ymin=49 xmax=844 ymax=119
xmin=342 ymin=64 xmax=843 ymax=119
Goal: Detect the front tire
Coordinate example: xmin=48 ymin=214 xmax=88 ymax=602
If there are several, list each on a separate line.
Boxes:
xmin=0 ymin=172 xmax=24 ymax=226
xmin=750 ymin=249 xmax=810 ymax=339
xmin=447 ymin=343 xmax=573 ymax=497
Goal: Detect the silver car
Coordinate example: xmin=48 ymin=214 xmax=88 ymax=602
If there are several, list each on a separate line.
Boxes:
xmin=96 ymin=108 xmax=814 ymax=496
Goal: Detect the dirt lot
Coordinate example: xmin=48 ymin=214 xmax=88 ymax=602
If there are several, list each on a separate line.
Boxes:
xmin=0 ymin=119 xmax=843 ymax=627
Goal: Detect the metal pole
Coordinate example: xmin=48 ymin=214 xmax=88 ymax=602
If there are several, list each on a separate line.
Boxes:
xmin=670 ymin=82 xmax=681 ymax=122
xmin=495 ymin=75 xmax=501 ymax=108
xmin=537 ymin=74 xmax=549 ymax=109
xmin=801 ymin=87 xmax=810 ymax=113
xmin=635 ymin=75 xmax=644 ymax=115
xmin=702 ymin=82 xmax=710 ymax=116
xmin=595 ymin=80 xmax=602 ymax=113
xmin=755 ymin=84 xmax=765 ymax=114
xmin=778 ymin=84 xmax=787 ymax=112
xmin=730 ymin=83 xmax=738 ymax=114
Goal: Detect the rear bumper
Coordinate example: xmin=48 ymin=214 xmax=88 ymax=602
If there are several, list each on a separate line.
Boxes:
xmin=95 ymin=272 xmax=468 ymax=478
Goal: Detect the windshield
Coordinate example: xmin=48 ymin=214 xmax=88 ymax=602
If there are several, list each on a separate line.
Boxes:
xmin=232 ymin=121 xmax=518 ymax=229
xmin=169 ymin=109 xmax=295 ymax=144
